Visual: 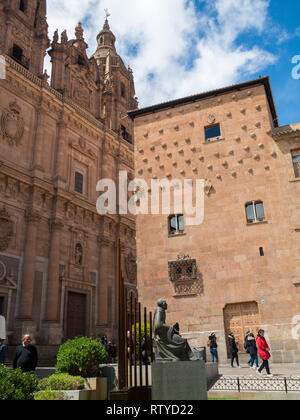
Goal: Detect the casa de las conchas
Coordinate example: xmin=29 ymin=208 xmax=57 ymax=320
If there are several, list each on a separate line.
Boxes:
xmin=0 ymin=0 xmax=137 ymax=360
xmin=1 ymin=0 xmax=300 ymax=366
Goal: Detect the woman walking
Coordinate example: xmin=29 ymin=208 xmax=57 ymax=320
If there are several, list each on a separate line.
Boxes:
xmin=228 ymin=333 xmax=241 ymax=368
xmin=246 ymin=333 xmax=259 ymax=370
xmin=256 ymin=329 xmax=273 ymax=377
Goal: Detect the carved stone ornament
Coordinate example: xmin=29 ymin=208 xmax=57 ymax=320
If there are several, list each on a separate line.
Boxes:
xmin=204 ymin=179 xmax=213 ymax=196
xmin=0 ymin=208 xmax=13 ymax=252
xmin=1 ymin=101 xmax=24 ymax=146
xmin=124 ymin=252 xmax=137 ymax=284
xmin=207 ymin=114 xmax=216 ymax=125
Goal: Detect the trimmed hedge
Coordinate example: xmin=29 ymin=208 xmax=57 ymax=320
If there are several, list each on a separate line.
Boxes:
xmin=56 ymin=337 xmax=107 ymax=378
xmin=39 ymin=373 xmax=84 ymax=391
xmin=0 ymin=365 xmax=40 ymax=400
xmin=34 ymin=390 xmax=66 ymax=401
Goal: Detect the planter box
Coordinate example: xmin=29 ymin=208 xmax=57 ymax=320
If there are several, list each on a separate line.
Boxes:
xmin=84 ymin=377 xmax=108 ymax=401
xmin=64 ymin=390 xmax=96 ymax=401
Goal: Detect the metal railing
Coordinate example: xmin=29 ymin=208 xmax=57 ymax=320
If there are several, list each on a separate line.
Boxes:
xmin=208 ymin=377 xmax=300 ymax=393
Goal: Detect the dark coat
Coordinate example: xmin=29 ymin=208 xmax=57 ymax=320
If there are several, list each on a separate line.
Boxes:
xmin=246 ymin=336 xmax=258 ymax=356
xmin=13 ymin=345 xmax=38 ymax=372
xmin=0 ymin=343 xmax=7 ymax=364
xmin=229 ymin=336 xmax=238 ymax=354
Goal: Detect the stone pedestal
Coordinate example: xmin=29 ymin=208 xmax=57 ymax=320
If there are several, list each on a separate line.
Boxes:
xmin=152 ymin=360 xmax=207 ymax=401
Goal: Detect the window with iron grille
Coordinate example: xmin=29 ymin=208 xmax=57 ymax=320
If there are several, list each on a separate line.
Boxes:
xmin=75 ymin=172 xmax=83 ymax=194
xmin=245 ymin=201 xmax=265 ymax=223
xmin=168 ymin=256 xmax=203 ymax=296
xmin=292 ymin=150 xmax=300 ymax=178
xmin=168 ymin=215 xmax=184 ymax=236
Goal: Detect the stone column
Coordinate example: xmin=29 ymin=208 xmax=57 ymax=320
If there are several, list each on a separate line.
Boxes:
xmin=19 ymin=209 xmax=41 ymax=320
xmin=32 ymin=105 xmax=48 ymax=174
xmin=54 ymin=118 xmax=67 ymax=188
xmin=45 ymin=219 xmax=64 ymax=322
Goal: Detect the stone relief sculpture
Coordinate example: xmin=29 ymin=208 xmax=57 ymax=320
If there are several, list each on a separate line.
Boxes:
xmin=153 ymin=299 xmax=197 ymax=362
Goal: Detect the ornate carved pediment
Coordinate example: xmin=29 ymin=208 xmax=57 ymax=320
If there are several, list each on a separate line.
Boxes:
xmin=1 ymin=101 xmax=24 ymax=146
xmin=0 ymin=208 xmax=13 ymax=252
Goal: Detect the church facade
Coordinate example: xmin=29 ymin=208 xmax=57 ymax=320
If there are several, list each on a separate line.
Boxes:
xmin=129 ymin=78 xmax=300 ymax=364
xmin=0 ymin=0 xmax=137 ymax=352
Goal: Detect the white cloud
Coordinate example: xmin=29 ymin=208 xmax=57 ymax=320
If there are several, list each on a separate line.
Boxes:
xmin=46 ymin=0 xmax=276 ymax=108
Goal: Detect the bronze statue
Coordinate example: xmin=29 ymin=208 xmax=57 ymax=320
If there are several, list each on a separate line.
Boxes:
xmin=153 ymin=299 xmax=197 ymax=362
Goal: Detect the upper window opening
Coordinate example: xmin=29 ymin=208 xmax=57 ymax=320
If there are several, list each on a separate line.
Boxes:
xmin=75 ymin=172 xmax=84 ymax=194
xmin=19 ymin=0 xmax=27 ymax=13
xmin=12 ymin=44 xmax=23 ymax=62
xmin=77 ymin=55 xmax=85 ymax=66
xmin=121 ymin=83 xmax=126 ymax=99
xmin=205 ymin=124 xmax=221 ymax=141
xmin=246 ymin=201 xmax=265 ymax=224
xmin=169 ymin=215 xmax=184 ymax=236
xmin=292 ymin=150 xmax=300 ymax=178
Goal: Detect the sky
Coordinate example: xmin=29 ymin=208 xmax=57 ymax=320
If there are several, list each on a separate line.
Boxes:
xmin=45 ymin=0 xmax=300 ymax=126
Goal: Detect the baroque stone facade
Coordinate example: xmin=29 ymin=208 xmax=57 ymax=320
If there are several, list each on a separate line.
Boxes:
xmin=0 ymin=0 xmax=137 ymax=348
xmin=129 ymin=79 xmax=300 ymax=364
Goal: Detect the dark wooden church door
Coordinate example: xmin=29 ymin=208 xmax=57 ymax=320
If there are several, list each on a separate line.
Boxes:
xmin=66 ymin=292 xmax=87 ymax=340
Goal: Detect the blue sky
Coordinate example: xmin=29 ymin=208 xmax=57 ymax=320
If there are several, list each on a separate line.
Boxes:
xmin=46 ymin=0 xmax=300 ymax=126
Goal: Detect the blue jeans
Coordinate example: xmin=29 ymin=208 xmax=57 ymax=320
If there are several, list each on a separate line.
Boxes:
xmin=210 ymin=348 xmax=219 ymax=363
xmin=250 ymin=354 xmax=259 ymax=367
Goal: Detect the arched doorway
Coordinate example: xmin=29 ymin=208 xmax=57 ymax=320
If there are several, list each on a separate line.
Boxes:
xmin=223 ymin=302 xmax=261 ymax=355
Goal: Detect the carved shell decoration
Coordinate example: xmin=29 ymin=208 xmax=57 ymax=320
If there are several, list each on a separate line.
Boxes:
xmin=1 ymin=101 xmax=24 ymax=146
xmin=207 ymin=114 xmax=216 ymax=125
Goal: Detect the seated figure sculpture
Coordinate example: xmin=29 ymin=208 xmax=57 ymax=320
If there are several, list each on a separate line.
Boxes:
xmin=153 ymin=299 xmax=197 ymax=361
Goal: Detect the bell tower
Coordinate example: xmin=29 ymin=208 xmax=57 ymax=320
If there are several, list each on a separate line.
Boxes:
xmin=0 ymin=0 xmax=50 ymax=77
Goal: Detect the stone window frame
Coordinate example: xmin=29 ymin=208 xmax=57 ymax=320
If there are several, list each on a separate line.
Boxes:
xmin=245 ymin=200 xmax=266 ymax=224
xmin=204 ymin=123 xmax=222 ymax=143
xmin=291 ymin=149 xmax=300 ymax=179
xmin=168 ymin=214 xmax=185 ymax=237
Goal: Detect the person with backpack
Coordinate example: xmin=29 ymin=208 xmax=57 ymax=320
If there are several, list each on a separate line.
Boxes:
xmin=256 ymin=329 xmax=273 ymax=377
xmin=207 ymin=333 xmax=218 ymax=364
xmin=244 ymin=331 xmax=252 ymax=366
xmin=228 ymin=333 xmax=241 ymax=368
xmin=246 ymin=333 xmax=259 ymax=370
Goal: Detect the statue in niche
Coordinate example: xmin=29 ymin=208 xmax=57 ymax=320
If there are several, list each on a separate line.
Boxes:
xmin=75 ymin=243 xmax=83 ymax=265
xmin=153 ymin=299 xmax=197 ymax=362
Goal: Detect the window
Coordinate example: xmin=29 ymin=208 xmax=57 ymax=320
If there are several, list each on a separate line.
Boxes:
xmin=121 ymin=125 xmax=132 ymax=143
xmin=77 ymin=55 xmax=85 ymax=66
xmin=74 ymin=172 xmax=83 ymax=194
xmin=121 ymin=83 xmax=126 ymax=99
xmin=169 ymin=215 xmax=184 ymax=236
xmin=12 ymin=44 xmax=23 ymax=62
xmin=19 ymin=0 xmax=27 ymax=13
xmin=246 ymin=201 xmax=265 ymax=223
xmin=205 ymin=124 xmax=221 ymax=142
xmin=292 ymin=150 xmax=300 ymax=178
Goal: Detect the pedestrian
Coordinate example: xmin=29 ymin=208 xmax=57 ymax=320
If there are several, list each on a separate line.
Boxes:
xmin=100 ymin=335 xmax=108 ymax=350
xmin=0 ymin=338 xmax=7 ymax=365
xmin=12 ymin=334 xmax=38 ymax=373
xmin=256 ymin=329 xmax=273 ymax=377
xmin=110 ymin=343 xmax=117 ymax=364
xmin=246 ymin=333 xmax=259 ymax=370
xmin=141 ymin=335 xmax=151 ymax=366
xmin=228 ymin=333 xmax=241 ymax=368
xmin=244 ymin=331 xmax=252 ymax=366
xmin=207 ymin=333 xmax=219 ymax=364
xmin=127 ymin=331 xmax=134 ymax=365
xmin=107 ymin=341 xmax=113 ymax=363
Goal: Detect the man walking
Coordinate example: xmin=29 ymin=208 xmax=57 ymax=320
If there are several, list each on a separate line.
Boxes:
xmin=0 ymin=338 xmax=7 ymax=365
xmin=13 ymin=334 xmax=38 ymax=373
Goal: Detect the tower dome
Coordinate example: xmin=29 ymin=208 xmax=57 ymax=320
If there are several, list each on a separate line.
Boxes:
xmin=94 ymin=17 xmax=117 ymax=59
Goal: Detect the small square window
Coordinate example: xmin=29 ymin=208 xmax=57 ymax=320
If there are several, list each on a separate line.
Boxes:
xmin=75 ymin=172 xmax=83 ymax=194
xmin=169 ymin=215 xmax=184 ymax=236
xmin=205 ymin=124 xmax=221 ymax=141
xmin=246 ymin=201 xmax=265 ymax=223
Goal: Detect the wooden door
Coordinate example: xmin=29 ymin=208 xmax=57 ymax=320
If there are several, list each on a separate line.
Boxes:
xmin=224 ymin=302 xmax=260 ymax=354
xmin=66 ymin=292 xmax=87 ymax=340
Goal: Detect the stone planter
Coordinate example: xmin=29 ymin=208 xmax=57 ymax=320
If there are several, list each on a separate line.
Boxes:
xmin=64 ymin=390 xmax=95 ymax=401
xmin=84 ymin=377 xmax=108 ymax=400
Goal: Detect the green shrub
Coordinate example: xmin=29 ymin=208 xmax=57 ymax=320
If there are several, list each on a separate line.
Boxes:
xmin=34 ymin=390 xmax=67 ymax=401
xmin=131 ymin=322 xmax=151 ymax=353
xmin=56 ymin=337 xmax=107 ymax=378
xmin=39 ymin=373 xmax=84 ymax=391
xmin=0 ymin=365 xmax=40 ymax=400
